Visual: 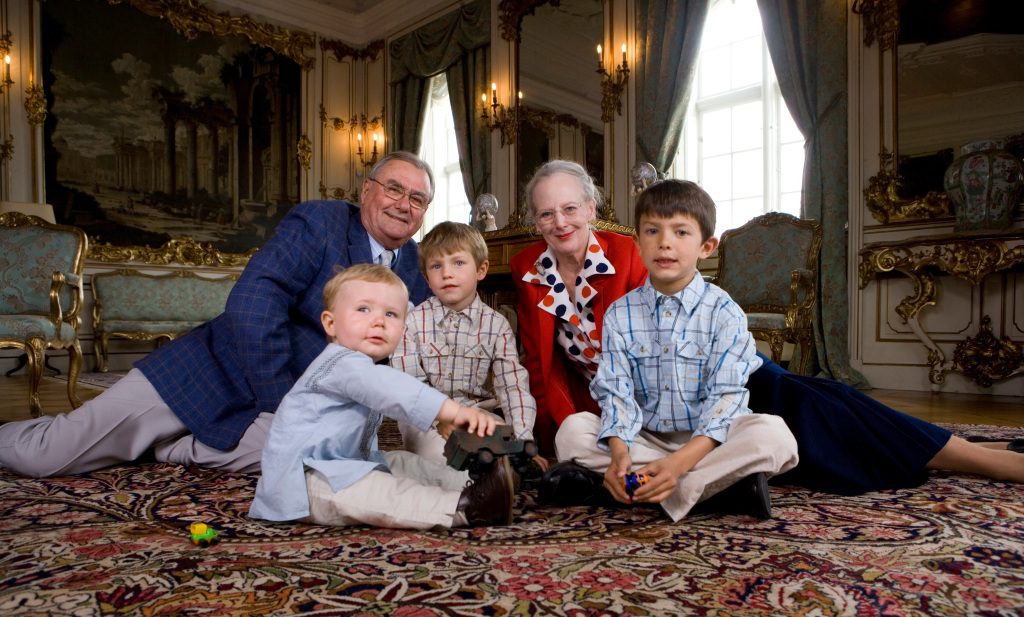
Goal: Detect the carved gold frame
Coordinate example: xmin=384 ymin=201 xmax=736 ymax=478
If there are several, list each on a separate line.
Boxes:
xmin=851 ymin=0 xmax=952 ymax=224
xmin=76 ymin=0 xmax=314 ymax=264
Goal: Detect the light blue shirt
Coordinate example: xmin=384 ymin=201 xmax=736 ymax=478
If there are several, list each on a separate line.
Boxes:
xmin=591 ymin=273 xmax=762 ymax=447
xmin=249 ymin=343 xmax=446 ymax=522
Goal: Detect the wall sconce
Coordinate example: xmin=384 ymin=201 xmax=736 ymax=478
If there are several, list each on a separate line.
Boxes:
xmin=356 ymin=132 xmax=379 ymax=167
xmin=480 ymin=82 xmax=521 ymax=147
xmin=597 ymin=43 xmax=629 ymax=123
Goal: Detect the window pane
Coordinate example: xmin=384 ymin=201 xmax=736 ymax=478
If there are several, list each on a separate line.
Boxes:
xmin=702 ymin=154 xmax=733 ymax=201
xmin=780 ymin=142 xmax=804 ymax=193
xmin=779 ymin=102 xmax=803 ymax=142
xmin=779 ymin=191 xmax=802 ymax=217
xmin=417 ymin=74 xmax=470 ymax=238
xmin=699 ymin=46 xmax=731 ymax=97
xmin=731 ymin=149 xmax=763 ymax=199
xmin=731 ymin=101 xmax=762 ymax=151
xmin=701 ymin=108 xmax=732 ymax=157
xmin=730 ymin=37 xmax=762 ymax=90
xmin=725 ymin=196 xmax=763 ymax=235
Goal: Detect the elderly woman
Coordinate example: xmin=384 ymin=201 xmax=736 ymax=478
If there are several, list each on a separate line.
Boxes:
xmin=512 ymin=160 xmax=1023 ymax=498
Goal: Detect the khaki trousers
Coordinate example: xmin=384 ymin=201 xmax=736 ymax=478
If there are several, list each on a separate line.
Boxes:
xmin=555 ymin=412 xmax=799 ymax=521
xmin=304 ymin=450 xmax=470 ymax=530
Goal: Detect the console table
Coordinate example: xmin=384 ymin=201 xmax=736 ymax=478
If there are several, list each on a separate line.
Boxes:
xmin=858 ymin=229 xmax=1024 ymax=387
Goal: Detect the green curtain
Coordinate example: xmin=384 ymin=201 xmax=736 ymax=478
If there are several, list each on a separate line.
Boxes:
xmin=635 ymin=0 xmax=710 ymax=174
xmin=446 ymin=46 xmax=490 ymax=203
xmin=758 ymin=0 xmax=869 ymax=386
xmin=388 ymin=0 xmax=490 ymax=200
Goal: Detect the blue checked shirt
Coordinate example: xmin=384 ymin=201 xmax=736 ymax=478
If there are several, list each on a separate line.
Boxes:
xmin=592 ymin=274 xmax=762 ymax=447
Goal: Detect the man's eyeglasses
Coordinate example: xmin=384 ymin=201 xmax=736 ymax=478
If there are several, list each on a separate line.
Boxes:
xmin=369 ymin=177 xmax=430 ymax=211
xmin=535 ymin=202 xmax=585 ymax=227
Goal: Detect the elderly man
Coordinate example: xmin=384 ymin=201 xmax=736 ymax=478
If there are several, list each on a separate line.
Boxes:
xmin=0 ymin=151 xmax=435 ymax=477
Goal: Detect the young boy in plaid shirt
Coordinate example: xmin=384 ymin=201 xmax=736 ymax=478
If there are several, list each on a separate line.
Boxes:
xmin=391 ymin=222 xmax=549 ymax=473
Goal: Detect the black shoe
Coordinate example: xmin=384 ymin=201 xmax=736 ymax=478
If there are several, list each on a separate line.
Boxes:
xmin=537 ymin=460 xmax=617 ymax=507
xmin=457 ymin=456 xmax=514 ymax=526
xmin=1009 ymin=439 xmax=1024 ymax=454
xmin=695 ymin=472 xmax=773 ymax=519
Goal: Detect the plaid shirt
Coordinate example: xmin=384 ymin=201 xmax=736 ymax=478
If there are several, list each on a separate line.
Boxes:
xmin=592 ymin=274 xmax=762 ymax=446
xmin=392 ymin=295 xmax=537 ymax=441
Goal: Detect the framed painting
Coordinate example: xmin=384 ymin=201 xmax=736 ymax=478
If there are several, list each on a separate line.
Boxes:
xmin=41 ymin=0 xmax=312 ymax=264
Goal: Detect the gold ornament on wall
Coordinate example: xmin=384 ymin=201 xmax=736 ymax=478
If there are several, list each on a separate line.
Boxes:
xmin=24 ymin=84 xmax=46 ymax=127
xmin=297 ymin=134 xmax=312 ymax=171
xmin=88 ymin=237 xmax=254 ymax=267
xmin=110 ymin=0 xmax=315 ymax=69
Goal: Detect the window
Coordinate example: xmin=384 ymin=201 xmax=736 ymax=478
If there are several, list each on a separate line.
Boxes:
xmin=671 ymin=0 xmax=804 ymax=237
xmin=417 ymin=74 xmax=472 ymax=239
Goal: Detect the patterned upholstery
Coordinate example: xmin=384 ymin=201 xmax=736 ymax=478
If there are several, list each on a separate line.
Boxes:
xmin=91 ymin=269 xmax=239 ymax=372
xmin=0 ymin=212 xmax=88 ymax=417
xmin=715 ymin=212 xmax=822 ymax=375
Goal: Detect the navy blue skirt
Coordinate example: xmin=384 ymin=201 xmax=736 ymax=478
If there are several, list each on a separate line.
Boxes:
xmin=746 ymin=353 xmax=952 ymax=495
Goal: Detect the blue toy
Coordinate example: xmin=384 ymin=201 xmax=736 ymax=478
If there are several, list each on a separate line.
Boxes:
xmin=623 ymin=472 xmax=648 ymax=497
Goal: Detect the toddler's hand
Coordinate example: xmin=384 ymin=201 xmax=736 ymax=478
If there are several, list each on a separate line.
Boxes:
xmin=452 ymin=406 xmax=496 ymax=437
xmin=435 ymin=420 xmax=454 ymax=439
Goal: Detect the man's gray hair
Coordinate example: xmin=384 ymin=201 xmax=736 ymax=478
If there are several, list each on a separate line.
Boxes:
xmin=368 ymin=151 xmax=436 ymax=204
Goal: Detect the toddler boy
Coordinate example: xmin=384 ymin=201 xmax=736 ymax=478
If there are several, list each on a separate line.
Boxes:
xmin=391 ymin=222 xmax=547 ymax=473
xmin=555 ymin=180 xmax=799 ymax=520
xmin=249 ymin=264 xmax=514 ymax=529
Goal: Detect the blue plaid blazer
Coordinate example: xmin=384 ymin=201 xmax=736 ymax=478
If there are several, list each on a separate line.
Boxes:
xmin=136 ymin=200 xmax=431 ymax=450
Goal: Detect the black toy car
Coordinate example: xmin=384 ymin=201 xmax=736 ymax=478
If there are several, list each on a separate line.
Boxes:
xmin=444 ymin=424 xmax=542 ymax=488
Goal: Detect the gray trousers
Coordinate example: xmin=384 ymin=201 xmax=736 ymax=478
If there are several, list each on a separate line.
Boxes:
xmin=0 ymin=368 xmax=273 ymax=477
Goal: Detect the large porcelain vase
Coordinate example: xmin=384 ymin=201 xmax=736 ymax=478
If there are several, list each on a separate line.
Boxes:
xmin=943 ymin=139 xmax=1023 ymax=232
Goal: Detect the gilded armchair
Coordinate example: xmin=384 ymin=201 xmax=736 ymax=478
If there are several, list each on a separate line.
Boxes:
xmin=715 ymin=212 xmax=822 ymax=375
xmin=0 ymin=212 xmax=88 ymax=417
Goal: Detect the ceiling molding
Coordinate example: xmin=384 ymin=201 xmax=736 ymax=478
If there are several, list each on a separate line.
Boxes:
xmin=212 ymin=0 xmax=461 ymax=46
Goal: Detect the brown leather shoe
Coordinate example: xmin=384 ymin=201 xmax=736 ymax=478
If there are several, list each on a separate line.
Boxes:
xmin=458 ymin=456 xmax=514 ymax=526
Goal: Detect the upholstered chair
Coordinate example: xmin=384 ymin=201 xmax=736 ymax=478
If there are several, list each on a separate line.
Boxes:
xmin=0 ymin=212 xmax=88 ymax=416
xmin=714 ymin=212 xmax=823 ymax=375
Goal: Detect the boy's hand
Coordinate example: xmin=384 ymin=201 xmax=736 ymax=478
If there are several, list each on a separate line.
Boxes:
xmin=629 ymin=457 xmax=686 ymax=504
xmin=603 ymin=438 xmax=634 ymax=504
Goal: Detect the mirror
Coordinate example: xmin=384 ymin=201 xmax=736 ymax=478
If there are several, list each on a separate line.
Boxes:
xmin=510 ymin=0 xmax=605 ymax=206
xmin=857 ymin=0 xmax=1024 ymax=224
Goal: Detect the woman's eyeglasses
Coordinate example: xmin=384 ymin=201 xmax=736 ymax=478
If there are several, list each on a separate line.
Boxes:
xmin=369 ymin=177 xmax=430 ymax=211
xmin=535 ymin=202 xmax=585 ymax=227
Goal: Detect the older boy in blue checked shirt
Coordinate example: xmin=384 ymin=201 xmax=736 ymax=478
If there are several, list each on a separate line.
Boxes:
xmin=555 ymin=179 xmax=799 ymax=521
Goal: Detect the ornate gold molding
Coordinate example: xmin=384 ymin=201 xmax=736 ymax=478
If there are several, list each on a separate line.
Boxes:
xmin=862 ymin=148 xmax=951 ymax=224
xmin=851 ymin=0 xmax=899 ymax=50
xmin=497 ymin=0 xmax=550 ymax=43
xmin=317 ymin=181 xmax=353 ymax=201
xmin=952 ymin=316 xmax=1024 ymax=388
xmin=297 ymin=134 xmax=312 ymax=171
xmin=859 ymin=230 xmax=1024 ymax=386
xmin=88 ymin=237 xmax=254 ymax=267
xmin=320 ymin=105 xmax=383 ymax=134
xmin=109 ymin=0 xmax=315 ymax=69
xmin=321 ymin=39 xmax=385 ymax=62
xmin=24 ymin=85 xmax=46 ymax=127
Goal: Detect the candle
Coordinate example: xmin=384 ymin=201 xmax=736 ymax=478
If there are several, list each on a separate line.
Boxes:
xmin=4 ymin=55 xmax=9 ymax=83
xmin=596 ymin=44 xmax=603 ymax=69
xmin=371 ymin=134 xmax=378 ymax=155
xmin=621 ymin=43 xmax=627 ymax=65
xmin=491 ymin=82 xmax=498 ymax=106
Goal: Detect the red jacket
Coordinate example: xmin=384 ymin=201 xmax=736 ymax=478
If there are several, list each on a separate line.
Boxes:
xmin=511 ymin=230 xmax=648 ymax=452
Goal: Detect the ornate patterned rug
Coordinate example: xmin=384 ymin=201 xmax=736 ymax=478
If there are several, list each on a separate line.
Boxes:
xmin=1 ymin=423 xmax=1021 ymax=616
